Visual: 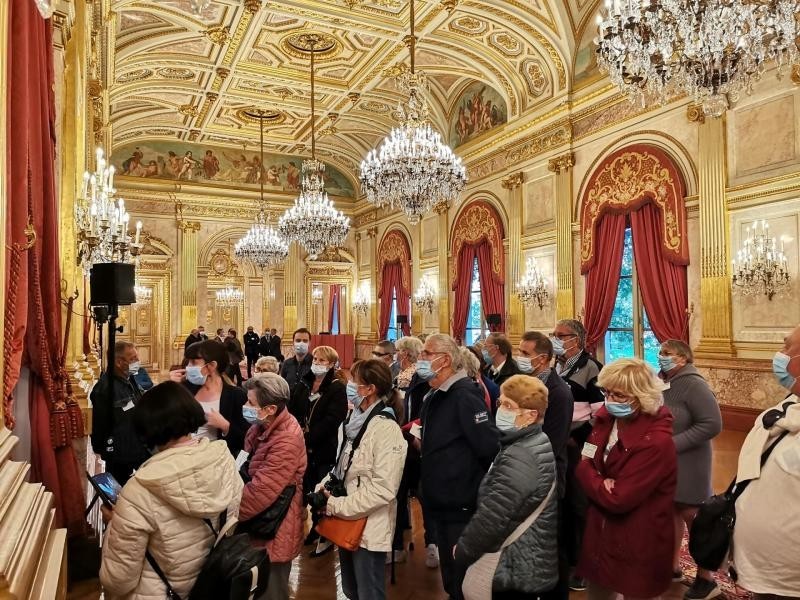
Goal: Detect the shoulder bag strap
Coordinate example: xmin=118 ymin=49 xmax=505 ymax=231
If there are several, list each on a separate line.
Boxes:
xmin=500 ymin=482 xmax=556 ymax=550
xmin=144 ymin=551 xmax=181 ymax=600
xmin=339 ymin=405 xmax=395 ymax=479
xmin=732 ymin=429 xmax=790 ymax=500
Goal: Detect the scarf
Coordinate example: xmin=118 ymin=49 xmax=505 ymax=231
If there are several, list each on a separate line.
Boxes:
xmin=737 ymin=396 xmax=800 ymax=483
xmin=344 ymin=398 xmax=385 ymax=441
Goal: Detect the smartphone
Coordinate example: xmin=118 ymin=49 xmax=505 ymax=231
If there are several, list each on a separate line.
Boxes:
xmin=88 ymin=471 xmax=123 ymax=506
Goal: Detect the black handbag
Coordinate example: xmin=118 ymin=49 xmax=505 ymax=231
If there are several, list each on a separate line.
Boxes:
xmin=236 ymin=484 xmax=296 ymax=540
xmin=689 ymin=430 xmax=788 ymax=571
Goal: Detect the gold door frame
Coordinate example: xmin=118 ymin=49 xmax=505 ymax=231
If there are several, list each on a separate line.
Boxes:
xmin=121 ymin=267 xmax=171 ymax=373
xmin=207 ymin=278 xmax=246 ymax=333
xmin=305 ymin=264 xmax=356 ymax=335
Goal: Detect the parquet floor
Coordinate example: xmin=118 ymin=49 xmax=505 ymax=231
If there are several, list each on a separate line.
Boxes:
xmin=67 ymin=429 xmax=747 ymax=600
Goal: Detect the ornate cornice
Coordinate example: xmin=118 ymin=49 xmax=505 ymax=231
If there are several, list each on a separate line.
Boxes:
xmin=178 ymin=220 xmax=201 ymax=232
xmin=366 ymin=226 xmax=378 ymax=238
xmin=501 ymin=172 xmax=525 ymax=190
xmin=547 ymin=152 xmax=575 ymax=174
xmin=433 ymin=201 xmax=451 ymax=215
xmin=792 ymin=64 xmax=800 ymax=85
xmin=686 ymin=103 xmax=706 ymax=123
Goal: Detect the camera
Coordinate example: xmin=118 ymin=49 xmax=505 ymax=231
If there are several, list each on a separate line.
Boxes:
xmin=305 ymin=473 xmax=347 ymax=511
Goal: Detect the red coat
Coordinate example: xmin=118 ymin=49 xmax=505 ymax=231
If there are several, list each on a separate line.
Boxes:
xmin=576 ymin=405 xmax=677 ymax=598
xmin=239 ymin=409 xmax=307 ymax=564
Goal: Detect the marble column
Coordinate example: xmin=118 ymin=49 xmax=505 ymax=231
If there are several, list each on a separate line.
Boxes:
xmin=502 ymin=172 xmax=525 ymax=339
xmin=435 ymin=203 xmax=450 ymax=335
xmin=549 ymin=152 xmax=576 ymax=321
xmin=178 ymin=220 xmax=201 ymax=335
xmin=367 ymin=227 xmax=379 ymax=339
xmin=692 ymin=110 xmax=735 ymax=357
xmin=283 ymin=243 xmax=301 ymax=331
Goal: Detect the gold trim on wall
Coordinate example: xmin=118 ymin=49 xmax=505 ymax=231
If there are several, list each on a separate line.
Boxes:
xmin=0 ymin=0 xmax=7 ymax=425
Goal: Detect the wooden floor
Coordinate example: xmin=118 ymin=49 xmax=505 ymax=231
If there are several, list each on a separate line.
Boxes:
xmin=67 ymin=430 xmax=747 ymax=600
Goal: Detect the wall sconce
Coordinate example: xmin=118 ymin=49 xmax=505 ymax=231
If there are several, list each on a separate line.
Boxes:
xmin=311 ymin=283 xmax=324 ymax=305
xmin=413 ymin=277 xmax=437 ymax=314
xmin=732 ymin=219 xmax=790 ymax=301
xmin=516 ymin=256 xmax=550 ymax=310
xmin=353 ymin=284 xmax=370 ymax=316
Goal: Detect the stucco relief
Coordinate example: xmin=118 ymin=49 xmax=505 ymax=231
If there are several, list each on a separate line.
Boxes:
xmin=696 ymin=364 xmax=786 ymax=411
xmin=730 ymin=94 xmax=798 ymax=178
xmin=524 ymin=175 xmax=555 ymax=230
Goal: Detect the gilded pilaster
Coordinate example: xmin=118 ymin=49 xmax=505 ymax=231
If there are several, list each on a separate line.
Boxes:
xmin=178 ymin=220 xmax=201 ymax=334
xmin=283 ymin=243 xmax=301 ymax=330
xmin=694 ymin=114 xmax=735 ymax=357
xmin=502 ymin=172 xmax=525 ymax=338
xmin=435 ymin=203 xmax=451 ymax=334
xmin=367 ymin=227 xmax=379 ymax=338
xmin=549 ymin=152 xmax=576 ymax=320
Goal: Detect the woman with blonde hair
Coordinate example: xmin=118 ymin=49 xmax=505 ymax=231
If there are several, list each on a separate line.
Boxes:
xmin=576 ymin=358 xmax=677 ymax=600
xmin=254 ymin=356 xmax=279 ymax=374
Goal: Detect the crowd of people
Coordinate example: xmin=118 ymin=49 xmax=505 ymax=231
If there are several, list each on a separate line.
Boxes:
xmin=89 ymin=320 xmax=800 ymax=600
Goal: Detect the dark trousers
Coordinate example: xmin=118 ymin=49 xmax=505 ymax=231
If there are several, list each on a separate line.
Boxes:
xmin=246 ymin=354 xmax=258 ymax=378
xmin=539 ymin=500 xmax=569 ymax=600
xmin=564 ymin=433 xmax=589 ymax=568
xmin=339 ymin=547 xmax=386 ymax=600
xmin=392 ymin=473 xmax=411 ymax=551
xmin=431 ymin=518 xmax=469 ymax=600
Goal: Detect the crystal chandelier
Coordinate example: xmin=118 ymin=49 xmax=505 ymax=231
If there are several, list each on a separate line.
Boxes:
xmin=595 ymin=0 xmax=800 ymax=117
xmin=134 ymin=284 xmax=152 ymax=306
xmin=189 ymin=0 xmax=212 ymax=15
xmin=732 ymin=219 xmax=790 ymax=300
xmin=216 ymin=285 xmax=244 ymax=308
xmin=235 ymin=109 xmax=289 ymax=270
xmin=413 ymin=277 xmax=437 ymax=314
xmin=353 ymin=285 xmax=370 ymax=316
xmin=278 ymin=34 xmax=350 ymax=260
xmin=360 ymin=0 xmax=466 ymax=224
xmin=517 ymin=257 xmax=550 ymax=310
xmin=312 ymin=284 xmax=324 ymax=305
xmin=34 ymin=0 xmax=55 ymax=18
xmin=74 ymin=147 xmax=144 ymax=275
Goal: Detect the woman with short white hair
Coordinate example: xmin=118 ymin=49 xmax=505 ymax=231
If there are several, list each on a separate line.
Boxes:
xmin=395 ymin=336 xmax=423 ymax=390
xmin=576 ymin=358 xmax=677 ymax=600
xmin=255 ymin=356 xmax=279 ymax=374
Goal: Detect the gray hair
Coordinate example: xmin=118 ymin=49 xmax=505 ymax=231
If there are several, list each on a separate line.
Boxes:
xmin=243 ymin=372 xmax=289 ymax=408
xmin=396 ymin=336 xmax=423 ymax=361
xmin=459 ymin=347 xmax=480 ymax=379
xmin=557 ymin=319 xmax=586 ymax=348
xmin=426 ymin=333 xmax=464 ymax=371
xmin=661 ymin=339 xmax=694 ymax=363
xmin=255 ymin=356 xmax=279 ymax=373
xmin=114 ymin=340 xmax=135 ymax=357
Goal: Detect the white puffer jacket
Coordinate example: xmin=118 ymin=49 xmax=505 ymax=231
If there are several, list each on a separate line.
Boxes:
xmin=100 ymin=438 xmax=243 ymax=599
xmin=324 ymin=413 xmax=407 ymax=552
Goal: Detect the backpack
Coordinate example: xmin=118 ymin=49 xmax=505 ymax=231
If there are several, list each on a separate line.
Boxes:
xmin=146 ymin=513 xmax=269 ymax=600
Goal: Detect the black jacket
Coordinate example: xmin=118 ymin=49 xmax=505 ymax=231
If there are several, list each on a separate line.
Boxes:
xmin=243 ymin=331 xmax=260 ymax=356
xmin=183 ymin=381 xmax=249 ymax=456
xmin=184 ymin=334 xmax=202 ymax=351
xmin=258 ymin=334 xmax=271 ymax=357
xmin=487 ymin=357 xmax=522 ymax=388
xmin=402 ymin=372 xmax=430 ymax=425
xmin=280 ymin=353 xmax=312 ymax=390
xmin=289 ymin=369 xmax=348 ymax=466
xmin=541 ymin=370 xmax=574 ymax=498
xmin=90 ymin=373 xmax=149 ymax=468
xmin=420 ymin=376 xmax=500 ymax=522
xmin=269 ymin=335 xmax=283 ymax=360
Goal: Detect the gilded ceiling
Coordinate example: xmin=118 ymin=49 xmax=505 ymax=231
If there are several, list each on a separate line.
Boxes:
xmin=108 ymin=0 xmax=598 ymax=193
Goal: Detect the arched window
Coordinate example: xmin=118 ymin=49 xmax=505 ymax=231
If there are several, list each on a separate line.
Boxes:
xmin=377 ymin=230 xmax=412 ymax=340
xmin=464 ymin=257 xmax=490 ymax=344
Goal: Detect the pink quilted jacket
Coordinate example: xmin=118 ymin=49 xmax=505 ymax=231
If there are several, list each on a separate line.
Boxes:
xmin=239 ymin=408 xmax=307 ymax=564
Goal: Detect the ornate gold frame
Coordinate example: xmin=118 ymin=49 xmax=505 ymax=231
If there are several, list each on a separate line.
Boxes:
xmin=304 ymin=260 xmax=356 ymax=335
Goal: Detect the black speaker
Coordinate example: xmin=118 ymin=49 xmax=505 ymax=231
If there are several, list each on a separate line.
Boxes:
xmin=486 ymin=313 xmax=502 ymax=326
xmin=396 ymin=315 xmax=409 ymax=324
xmin=90 ymin=263 xmax=136 ymax=306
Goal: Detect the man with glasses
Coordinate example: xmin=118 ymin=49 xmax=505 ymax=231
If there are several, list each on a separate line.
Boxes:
xmin=418 ymin=334 xmax=500 ymax=600
xmin=372 ymin=339 xmax=400 ymax=380
xmin=483 ymin=332 xmax=522 ymax=388
xmin=550 ymin=319 xmax=604 ymax=592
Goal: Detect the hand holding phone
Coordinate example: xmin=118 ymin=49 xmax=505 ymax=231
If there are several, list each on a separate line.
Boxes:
xmin=89 ymin=471 xmax=123 ymax=507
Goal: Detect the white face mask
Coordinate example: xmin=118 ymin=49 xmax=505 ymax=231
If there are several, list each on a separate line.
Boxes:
xmin=128 ymin=361 xmax=141 ymax=376
xmin=311 ymin=363 xmax=329 ymax=377
xmin=294 ymin=341 xmax=309 ymax=355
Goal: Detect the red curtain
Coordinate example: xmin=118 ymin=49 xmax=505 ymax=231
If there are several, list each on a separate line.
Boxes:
xmin=476 ymin=240 xmax=505 ymax=332
xmin=327 ymin=284 xmax=340 ymax=333
xmin=583 ymin=213 xmax=627 ymax=354
xmin=452 ymin=244 xmax=478 ymax=342
xmin=396 ymin=281 xmax=410 ymax=337
xmin=378 ymin=262 xmax=402 ymax=339
xmin=5 ymin=3 xmax=85 ymax=535
xmin=630 ymin=203 xmax=689 ymax=343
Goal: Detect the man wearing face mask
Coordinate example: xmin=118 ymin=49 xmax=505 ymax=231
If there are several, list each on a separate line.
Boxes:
xmin=418 ymin=334 xmax=500 ymax=600
xmin=280 ymin=328 xmax=313 ymax=391
xmin=731 ymin=326 xmax=800 ymax=600
xmin=550 ymin=319 xmax=603 ymax=592
xmin=90 ymin=341 xmax=151 ymax=485
xmin=243 ymin=325 xmax=261 ymax=379
xmin=483 ymin=333 xmax=522 ymax=389
xmin=372 ymin=340 xmax=400 ymax=380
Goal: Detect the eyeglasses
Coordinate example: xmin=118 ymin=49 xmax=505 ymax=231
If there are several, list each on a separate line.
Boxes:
xmin=599 ymin=388 xmax=633 ymax=402
xmin=371 ymin=351 xmax=392 ymax=357
xmin=419 ymin=350 xmax=445 ymax=360
xmin=549 ymin=332 xmax=577 ymax=340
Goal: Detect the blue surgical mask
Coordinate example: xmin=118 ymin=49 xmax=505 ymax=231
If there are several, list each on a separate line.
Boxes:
xmin=416 ymin=357 xmax=441 ymax=382
xmin=773 ymin=352 xmax=796 ymax=390
xmin=294 ymin=342 xmax=309 ymax=355
xmin=514 ymin=356 xmax=533 ymax=374
xmin=550 ymin=337 xmax=565 ymax=356
xmin=242 ymin=406 xmax=260 ymax=425
xmin=482 ymin=349 xmax=492 ymax=364
xmin=657 ymin=355 xmax=676 ymax=373
xmin=495 ymin=407 xmax=519 ymax=431
xmin=186 ymin=365 xmax=207 ymax=386
xmin=346 ymin=381 xmax=362 ymax=408
xmin=605 ymin=400 xmax=635 ymax=419
xmin=128 ymin=361 xmax=141 ymax=376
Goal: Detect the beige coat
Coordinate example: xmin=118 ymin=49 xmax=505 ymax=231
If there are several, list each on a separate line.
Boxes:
xmin=324 ymin=414 xmax=407 ymax=552
xmin=100 ymin=439 xmax=243 ymax=600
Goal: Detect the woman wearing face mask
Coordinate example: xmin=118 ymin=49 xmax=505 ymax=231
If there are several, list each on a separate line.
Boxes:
xmin=318 ymin=359 xmax=407 ymax=600
xmin=467 ymin=346 xmax=501 ymax=412
xmin=169 ymin=340 xmax=249 ymax=457
xmin=575 ymin=358 xmax=677 ymax=600
xmin=100 ymin=382 xmax=243 ymax=599
xmin=454 ymin=375 xmax=558 ymax=599
xmin=240 ymin=373 xmax=307 ymax=600
xmin=658 ymin=340 xmax=722 ymax=599
xmin=288 ymin=346 xmax=348 ymax=557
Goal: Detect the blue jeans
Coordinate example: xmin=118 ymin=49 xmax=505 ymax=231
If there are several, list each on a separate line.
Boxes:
xmin=339 ymin=547 xmax=386 ymax=600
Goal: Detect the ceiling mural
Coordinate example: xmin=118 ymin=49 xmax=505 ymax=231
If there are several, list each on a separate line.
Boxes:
xmin=105 ymin=0 xmax=589 ymax=199
xmin=449 ymin=81 xmax=507 ymax=148
xmin=112 ymin=140 xmax=356 ymax=198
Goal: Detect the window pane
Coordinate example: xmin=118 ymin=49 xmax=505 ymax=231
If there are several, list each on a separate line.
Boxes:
xmin=332 ymin=295 xmax=340 ymax=335
xmin=605 ymin=329 xmax=634 ymax=363
xmin=609 ymin=276 xmax=634 ymax=330
xmin=642 ymin=330 xmax=660 ymax=370
xmin=387 ymin=293 xmax=398 ymax=342
xmin=621 ymin=227 xmax=634 ymax=277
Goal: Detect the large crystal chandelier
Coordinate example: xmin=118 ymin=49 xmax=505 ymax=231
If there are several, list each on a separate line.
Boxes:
xmin=74 ymin=147 xmax=143 ymax=275
xmin=732 ymin=219 xmax=791 ymax=300
xmin=235 ymin=109 xmax=289 ymax=270
xmin=278 ymin=34 xmax=350 ymax=260
xmin=360 ymin=0 xmax=466 ymax=224
xmin=216 ymin=284 xmax=244 ymax=308
xmin=134 ymin=284 xmax=152 ymax=306
xmin=595 ymin=0 xmax=800 ymax=117
xmin=517 ymin=257 xmax=550 ymax=310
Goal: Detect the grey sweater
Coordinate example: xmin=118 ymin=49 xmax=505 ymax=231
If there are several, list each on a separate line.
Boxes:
xmin=662 ymin=364 xmax=723 ymax=504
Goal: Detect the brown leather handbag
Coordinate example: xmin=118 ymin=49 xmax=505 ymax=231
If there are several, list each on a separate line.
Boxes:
xmin=315 ymin=515 xmax=368 ymax=552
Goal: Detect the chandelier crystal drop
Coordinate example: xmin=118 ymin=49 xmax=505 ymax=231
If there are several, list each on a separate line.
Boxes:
xmin=216 ymin=285 xmax=245 ymax=308
xmin=74 ymin=147 xmax=143 ymax=275
xmin=595 ymin=0 xmax=800 ymax=117
xmin=360 ymin=0 xmax=466 ymax=224
xmin=133 ymin=284 xmax=152 ymax=306
xmin=278 ymin=34 xmax=350 ymax=260
xmin=732 ymin=219 xmax=791 ymax=300
xmin=413 ymin=277 xmax=437 ymax=314
xmin=189 ymin=0 xmax=212 ymax=15
xmin=517 ymin=257 xmax=550 ymax=311
xmin=352 ymin=285 xmax=370 ymax=316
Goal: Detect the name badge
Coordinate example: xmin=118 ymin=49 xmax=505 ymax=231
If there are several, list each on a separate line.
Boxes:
xmin=122 ymin=401 xmax=135 ymax=412
xmin=582 ymin=442 xmax=598 ymax=459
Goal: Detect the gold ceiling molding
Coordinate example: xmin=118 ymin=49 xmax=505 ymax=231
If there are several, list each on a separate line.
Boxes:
xmin=220 ymin=9 xmax=256 ymax=68
xmin=203 ymin=25 xmax=230 ymax=46
xmin=178 ymin=103 xmax=199 ymax=117
xmin=280 ymin=30 xmax=341 ymax=60
xmin=235 ymin=107 xmax=286 ymax=126
xmin=157 ymin=67 xmax=195 ymax=80
xmin=116 ymin=68 xmax=153 ymax=83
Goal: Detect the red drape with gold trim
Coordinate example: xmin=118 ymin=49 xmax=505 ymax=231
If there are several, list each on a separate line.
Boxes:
xmin=583 ymin=214 xmax=627 ymax=354
xmin=327 ymin=284 xmax=340 ymax=333
xmin=630 ymin=203 xmax=689 ymax=342
xmin=452 ymin=243 xmax=478 ymax=342
xmin=5 ymin=2 xmax=85 ymax=535
xmin=476 ymin=241 xmax=505 ymax=332
xmin=378 ymin=262 xmax=403 ymax=339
